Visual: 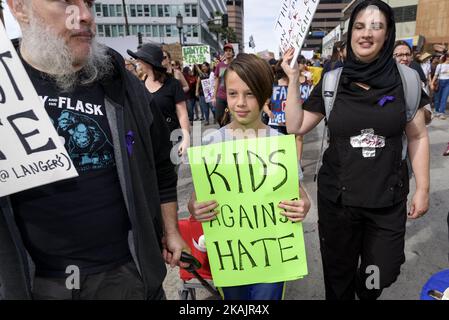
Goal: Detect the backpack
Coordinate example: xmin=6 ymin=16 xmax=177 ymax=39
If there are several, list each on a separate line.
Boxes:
xmin=314 ymin=62 xmax=422 ymax=181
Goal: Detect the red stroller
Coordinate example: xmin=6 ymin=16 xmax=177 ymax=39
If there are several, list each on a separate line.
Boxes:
xmin=178 ymin=216 xmax=219 ymax=300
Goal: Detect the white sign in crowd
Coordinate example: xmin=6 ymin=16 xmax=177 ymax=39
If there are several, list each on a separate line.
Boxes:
xmin=322 ymin=25 xmax=343 ymax=59
xmin=201 ymin=74 xmax=215 ymax=104
xmin=0 ymin=23 xmax=78 ymax=197
xmin=275 ymin=0 xmax=321 ymax=66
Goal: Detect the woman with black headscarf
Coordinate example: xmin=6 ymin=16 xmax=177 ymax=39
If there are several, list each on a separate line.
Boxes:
xmin=282 ymin=0 xmax=430 ymax=300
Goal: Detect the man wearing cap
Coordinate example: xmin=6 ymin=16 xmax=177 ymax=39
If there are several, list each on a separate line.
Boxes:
xmin=212 ymin=43 xmax=235 ymax=127
xmin=1 ymin=0 xmax=188 ymax=300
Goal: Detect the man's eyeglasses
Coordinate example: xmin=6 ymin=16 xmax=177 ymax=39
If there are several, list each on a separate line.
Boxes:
xmin=393 ymin=53 xmax=412 ymax=59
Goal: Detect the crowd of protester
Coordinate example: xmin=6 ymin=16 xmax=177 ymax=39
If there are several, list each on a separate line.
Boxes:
xmin=1 ymin=0 xmax=448 ymax=302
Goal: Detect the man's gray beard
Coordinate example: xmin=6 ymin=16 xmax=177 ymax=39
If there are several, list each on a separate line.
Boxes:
xmin=20 ymin=15 xmax=113 ymax=92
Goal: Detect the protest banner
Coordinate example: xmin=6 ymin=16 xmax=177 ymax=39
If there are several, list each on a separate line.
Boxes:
xmin=201 ymin=78 xmax=215 ymax=104
xmin=301 ymin=49 xmax=314 ymax=60
xmin=182 ymin=45 xmax=211 ymax=65
xmin=0 ymin=23 xmax=78 ymax=197
xmin=275 ymin=0 xmax=320 ymax=67
xmin=268 ymin=83 xmax=313 ymax=127
xmin=268 ymin=85 xmax=287 ymax=127
xmin=300 ymin=82 xmax=314 ymax=102
xmin=188 ymin=135 xmax=308 ymax=287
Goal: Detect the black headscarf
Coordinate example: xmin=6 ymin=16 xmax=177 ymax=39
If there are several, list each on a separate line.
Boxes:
xmin=342 ymin=0 xmax=401 ymax=89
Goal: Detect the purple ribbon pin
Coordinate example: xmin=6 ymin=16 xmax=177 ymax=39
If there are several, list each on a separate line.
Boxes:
xmin=378 ymin=95 xmax=395 ymax=107
xmin=125 ymin=131 xmax=135 ymax=156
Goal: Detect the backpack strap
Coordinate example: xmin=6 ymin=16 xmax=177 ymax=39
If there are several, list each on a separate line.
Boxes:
xmin=397 ymin=62 xmax=422 ymax=178
xmin=397 ymin=62 xmax=421 ymax=122
xmin=314 ymin=68 xmax=343 ymax=181
xmin=322 ymin=67 xmax=343 ymax=121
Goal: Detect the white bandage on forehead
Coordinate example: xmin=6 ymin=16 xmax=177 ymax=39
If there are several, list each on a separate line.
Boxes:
xmin=354 ymin=5 xmax=385 ymax=31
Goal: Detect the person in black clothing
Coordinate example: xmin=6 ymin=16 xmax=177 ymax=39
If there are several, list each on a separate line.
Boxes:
xmin=282 ymin=0 xmax=430 ymax=300
xmin=162 ymin=51 xmax=190 ymax=93
xmin=323 ymin=40 xmax=347 ymax=74
xmin=410 ymin=60 xmax=428 ymax=85
xmin=128 ymin=44 xmax=190 ymax=159
xmin=2 ymin=0 xmax=188 ymax=300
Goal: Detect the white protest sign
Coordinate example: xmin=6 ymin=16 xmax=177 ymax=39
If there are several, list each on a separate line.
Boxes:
xmin=301 ymin=50 xmax=314 ymax=60
xmin=201 ymin=78 xmax=215 ymax=103
xmin=275 ymin=0 xmax=320 ymax=67
xmin=182 ymin=45 xmax=211 ymax=65
xmin=0 ymin=23 xmax=78 ymax=197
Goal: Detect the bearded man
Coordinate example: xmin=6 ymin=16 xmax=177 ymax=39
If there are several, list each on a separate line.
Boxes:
xmin=0 ymin=0 xmax=188 ymax=300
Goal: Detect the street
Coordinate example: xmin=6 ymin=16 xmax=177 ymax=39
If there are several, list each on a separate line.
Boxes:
xmin=163 ymin=116 xmax=449 ymax=300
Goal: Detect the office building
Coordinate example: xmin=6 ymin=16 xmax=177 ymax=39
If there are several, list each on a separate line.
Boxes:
xmin=305 ymin=0 xmax=351 ymax=52
xmin=94 ymin=0 xmax=227 ymax=51
xmin=416 ymin=0 xmax=449 ymax=47
xmin=226 ymin=0 xmax=244 ymax=51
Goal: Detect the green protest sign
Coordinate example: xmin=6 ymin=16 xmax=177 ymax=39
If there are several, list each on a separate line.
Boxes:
xmin=182 ymin=45 xmax=211 ymax=65
xmin=187 ymin=135 xmax=308 ymax=287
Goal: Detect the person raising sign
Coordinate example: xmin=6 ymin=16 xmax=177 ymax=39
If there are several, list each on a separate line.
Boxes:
xmin=282 ymin=0 xmax=430 ymax=300
xmin=188 ymin=53 xmax=311 ymax=300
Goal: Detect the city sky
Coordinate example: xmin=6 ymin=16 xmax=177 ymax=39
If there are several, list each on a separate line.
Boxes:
xmin=244 ymin=0 xmax=282 ymax=57
xmin=2 ymin=0 xmax=21 ymax=39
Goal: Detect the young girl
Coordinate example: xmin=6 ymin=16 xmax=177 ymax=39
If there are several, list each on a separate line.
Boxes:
xmin=187 ymin=53 xmax=311 ymax=300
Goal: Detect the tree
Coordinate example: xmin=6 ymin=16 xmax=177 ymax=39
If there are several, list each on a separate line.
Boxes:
xmin=222 ymin=27 xmax=238 ymax=43
xmin=208 ymin=11 xmax=237 ymax=45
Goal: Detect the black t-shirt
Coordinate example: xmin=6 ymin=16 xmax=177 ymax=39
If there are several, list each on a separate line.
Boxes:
xmin=198 ymin=72 xmax=211 ymax=97
xmin=11 ymin=61 xmax=131 ymax=277
xmin=323 ymin=60 xmax=344 ymax=74
xmin=410 ymin=60 xmax=428 ymax=84
xmin=304 ymin=75 xmax=429 ymax=208
xmin=149 ymin=76 xmax=185 ymax=132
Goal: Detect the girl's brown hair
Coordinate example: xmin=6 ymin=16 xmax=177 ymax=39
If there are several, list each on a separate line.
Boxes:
xmin=224 ymin=53 xmax=274 ymax=109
